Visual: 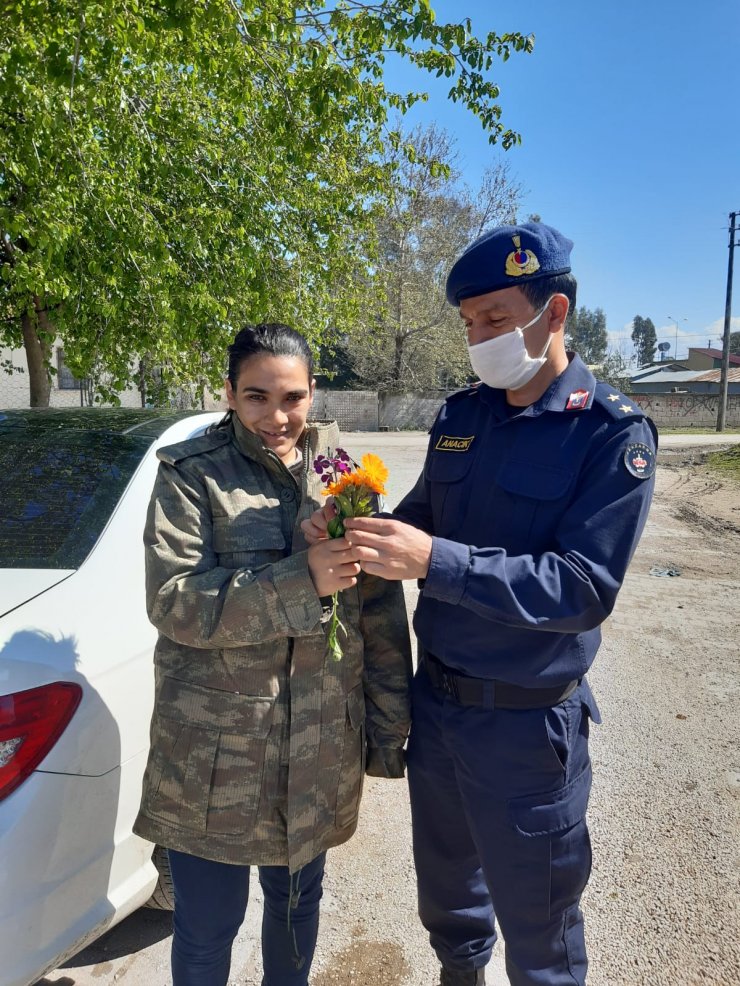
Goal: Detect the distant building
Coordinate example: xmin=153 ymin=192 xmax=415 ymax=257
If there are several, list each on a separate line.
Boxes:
xmin=682 ymin=347 xmax=740 ymax=371
xmin=0 ymin=341 xmax=143 ymax=408
xmin=629 ymin=347 xmax=740 ymax=395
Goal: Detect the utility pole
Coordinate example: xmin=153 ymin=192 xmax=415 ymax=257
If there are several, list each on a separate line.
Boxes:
xmin=717 ymin=211 xmax=738 ymax=432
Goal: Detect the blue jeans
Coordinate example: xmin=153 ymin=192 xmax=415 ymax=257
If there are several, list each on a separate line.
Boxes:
xmin=168 ymin=849 xmax=326 ymax=986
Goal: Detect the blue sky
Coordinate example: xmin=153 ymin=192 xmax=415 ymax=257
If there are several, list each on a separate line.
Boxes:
xmin=384 ymin=0 xmax=740 ymax=361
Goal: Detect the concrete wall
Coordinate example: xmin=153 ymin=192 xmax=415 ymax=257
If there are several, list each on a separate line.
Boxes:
xmin=312 ymin=390 xmax=447 ymax=431
xmin=379 ymin=392 xmax=444 ymax=431
xmin=5 ymin=349 xmax=739 ymax=430
xmin=630 ymin=392 xmax=740 ymax=427
xmin=311 ymin=390 xmax=379 ymax=431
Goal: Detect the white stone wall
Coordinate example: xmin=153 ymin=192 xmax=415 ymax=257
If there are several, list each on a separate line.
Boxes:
xmin=630 ymin=392 xmax=740 ymax=428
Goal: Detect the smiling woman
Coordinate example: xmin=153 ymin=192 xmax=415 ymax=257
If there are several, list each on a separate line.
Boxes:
xmin=135 ymin=322 xmax=412 ymax=986
xmin=223 ymin=327 xmax=317 ymax=467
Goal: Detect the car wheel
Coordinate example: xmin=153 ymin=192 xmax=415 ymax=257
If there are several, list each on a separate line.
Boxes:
xmin=145 ymin=845 xmax=175 ymax=910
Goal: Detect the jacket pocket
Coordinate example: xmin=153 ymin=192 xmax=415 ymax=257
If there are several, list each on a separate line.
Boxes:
xmin=212 ymin=512 xmax=286 ymax=568
xmin=144 ymin=676 xmax=275 ymax=835
xmin=424 ymin=446 xmax=477 ymax=484
xmin=424 ymin=446 xmax=477 ymax=529
xmin=508 ymin=762 xmax=592 ymax=837
xmin=495 ymin=460 xmax=576 ymax=545
xmin=335 ymin=684 xmax=366 ymax=830
xmin=497 ymin=460 xmax=575 ymax=500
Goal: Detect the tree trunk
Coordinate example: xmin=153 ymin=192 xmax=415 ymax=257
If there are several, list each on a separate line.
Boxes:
xmin=392 ymin=331 xmax=404 ymax=388
xmin=21 ymin=297 xmax=53 ymax=407
xmin=138 ymin=359 xmax=147 ymax=407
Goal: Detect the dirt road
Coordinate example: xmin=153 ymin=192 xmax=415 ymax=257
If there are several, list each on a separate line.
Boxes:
xmin=39 ymin=434 xmax=739 ymax=986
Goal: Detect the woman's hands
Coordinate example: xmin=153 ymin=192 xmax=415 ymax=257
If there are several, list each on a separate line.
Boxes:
xmin=302 ymin=501 xmax=335 ymax=544
xmin=307 ymin=536 xmax=361 ymax=596
xmin=302 ymin=503 xmax=432 ymax=582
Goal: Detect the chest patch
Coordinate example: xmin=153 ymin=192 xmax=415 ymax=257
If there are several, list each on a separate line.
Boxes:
xmin=624 ymin=442 xmax=656 ymax=479
xmin=435 ymin=434 xmax=475 ymax=452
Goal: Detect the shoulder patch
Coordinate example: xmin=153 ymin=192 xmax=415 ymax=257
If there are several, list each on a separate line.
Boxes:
xmin=624 ymin=442 xmax=657 ymax=479
xmin=593 ymin=382 xmax=647 ymax=420
xmin=157 ymin=428 xmax=231 ymax=465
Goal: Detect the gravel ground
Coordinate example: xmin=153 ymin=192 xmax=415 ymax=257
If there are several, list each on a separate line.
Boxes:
xmin=40 ymin=432 xmax=740 ymax=986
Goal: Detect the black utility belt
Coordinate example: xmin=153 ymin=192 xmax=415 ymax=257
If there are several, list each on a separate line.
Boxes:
xmin=423 ymin=654 xmax=578 ymax=710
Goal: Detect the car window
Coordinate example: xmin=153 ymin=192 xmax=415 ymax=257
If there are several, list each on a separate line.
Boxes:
xmin=0 ymin=431 xmax=152 ymax=569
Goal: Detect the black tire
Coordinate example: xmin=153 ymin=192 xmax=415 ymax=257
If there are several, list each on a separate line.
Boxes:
xmin=144 ymin=845 xmax=175 ymax=910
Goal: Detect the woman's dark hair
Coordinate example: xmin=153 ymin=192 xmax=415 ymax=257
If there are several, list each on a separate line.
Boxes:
xmin=212 ymin=323 xmax=315 ymax=430
xmin=518 ymin=272 xmax=577 ymax=314
xmin=227 ymin=322 xmax=314 ymax=387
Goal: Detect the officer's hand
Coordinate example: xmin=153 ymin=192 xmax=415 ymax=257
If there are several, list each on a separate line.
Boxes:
xmin=307 ymin=537 xmax=361 ymax=596
xmin=344 ymin=517 xmax=432 ymax=581
xmin=301 ymin=501 xmax=335 ymax=544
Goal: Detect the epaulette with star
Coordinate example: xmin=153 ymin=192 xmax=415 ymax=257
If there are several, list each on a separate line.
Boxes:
xmin=591 ymin=382 xmax=647 ymax=420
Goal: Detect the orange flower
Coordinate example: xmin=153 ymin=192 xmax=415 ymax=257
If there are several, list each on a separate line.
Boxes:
xmin=324 ymin=471 xmax=364 ymax=497
xmin=322 ymin=453 xmax=388 ymax=497
xmin=357 ymin=453 xmax=389 ymax=495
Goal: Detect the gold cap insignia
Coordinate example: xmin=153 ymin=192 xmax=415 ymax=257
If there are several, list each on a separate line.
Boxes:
xmin=505 ymin=235 xmax=541 ymax=277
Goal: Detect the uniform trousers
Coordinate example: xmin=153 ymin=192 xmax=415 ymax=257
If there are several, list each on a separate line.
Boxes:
xmin=168 ymin=848 xmax=326 ymax=986
xmin=407 ymin=666 xmax=597 ymax=986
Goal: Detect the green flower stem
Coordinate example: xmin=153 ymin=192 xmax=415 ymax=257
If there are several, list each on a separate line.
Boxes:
xmin=327 ymin=591 xmax=346 ymax=662
xmin=324 ymin=487 xmax=376 ymax=661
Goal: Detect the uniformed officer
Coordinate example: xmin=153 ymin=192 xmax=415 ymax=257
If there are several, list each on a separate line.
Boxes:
xmin=303 ymin=222 xmax=657 ymax=985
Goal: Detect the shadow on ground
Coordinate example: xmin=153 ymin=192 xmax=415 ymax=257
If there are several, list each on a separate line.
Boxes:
xmin=61 ymin=908 xmax=172 ymax=967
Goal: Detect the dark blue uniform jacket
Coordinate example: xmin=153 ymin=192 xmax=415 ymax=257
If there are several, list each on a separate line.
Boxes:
xmin=394 ymin=355 xmax=657 ymax=688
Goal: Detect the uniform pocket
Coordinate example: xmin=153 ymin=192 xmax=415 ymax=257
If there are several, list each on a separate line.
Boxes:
xmin=544 ymin=700 xmax=571 ymax=775
xmin=497 ymin=460 xmax=575 ymax=500
xmin=424 ymin=447 xmax=476 ymax=484
xmin=212 ymin=512 xmax=286 ymax=568
xmin=496 ymin=460 xmax=576 ymax=546
xmin=424 ymin=447 xmax=477 ymax=529
xmin=335 ymin=684 xmax=366 ymax=830
xmin=144 ymin=676 xmax=275 ymax=835
xmin=508 ymin=762 xmax=592 ymax=837
xmin=506 ymin=763 xmax=594 ymax=923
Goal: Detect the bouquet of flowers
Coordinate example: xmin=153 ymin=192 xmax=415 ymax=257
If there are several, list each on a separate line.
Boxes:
xmin=313 ymin=448 xmax=389 ymax=660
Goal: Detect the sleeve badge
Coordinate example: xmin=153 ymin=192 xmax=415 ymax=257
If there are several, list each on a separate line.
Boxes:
xmin=624 ymin=442 xmax=656 ymax=479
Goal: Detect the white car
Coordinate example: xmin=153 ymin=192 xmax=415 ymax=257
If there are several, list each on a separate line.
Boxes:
xmin=0 ymin=407 xmax=224 ymax=986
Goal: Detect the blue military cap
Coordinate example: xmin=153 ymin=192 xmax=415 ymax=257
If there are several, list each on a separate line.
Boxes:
xmin=446 ymin=222 xmax=574 ymax=306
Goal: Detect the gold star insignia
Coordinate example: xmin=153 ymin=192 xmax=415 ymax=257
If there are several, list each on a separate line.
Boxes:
xmin=619 ymin=404 xmax=634 ymax=413
xmin=607 ymin=394 xmax=620 ymax=402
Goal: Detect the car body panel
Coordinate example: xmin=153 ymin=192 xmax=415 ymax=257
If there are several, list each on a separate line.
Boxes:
xmin=0 ymin=409 xmax=223 ymax=985
xmin=0 ymin=571 xmax=74 ymax=619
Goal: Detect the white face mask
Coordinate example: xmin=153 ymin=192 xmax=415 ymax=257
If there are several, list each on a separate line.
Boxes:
xmin=466 ymin=300 xmax=553 ymax=391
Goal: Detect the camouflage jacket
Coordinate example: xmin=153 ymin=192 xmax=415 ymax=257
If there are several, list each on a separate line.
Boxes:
xmin=134 ymin=416 xmax=412 ymax=872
